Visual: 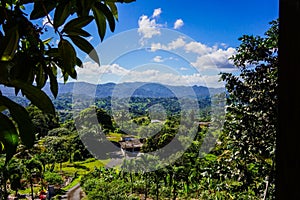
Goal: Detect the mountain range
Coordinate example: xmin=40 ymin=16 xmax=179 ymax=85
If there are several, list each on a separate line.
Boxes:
xmin=0 ymin=82 xmax=225 ymax=99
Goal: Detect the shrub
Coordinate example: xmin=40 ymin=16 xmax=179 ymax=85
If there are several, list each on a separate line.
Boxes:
xmin=44 ymin=171 xmax=63 ymax=186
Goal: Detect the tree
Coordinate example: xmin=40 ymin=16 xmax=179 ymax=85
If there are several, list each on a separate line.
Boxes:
xmin=43 ymin=135 xmax=70 ymax=172
xmin=27 ymin=104 xmax=59 ymax=138
xmin=24 ymin=157 xmax=43 ymax=200
xmin=218 ymin=19 xmax=278 ymax=198
xmin=47 ymin=127 xmax=71 ymax=137
xmin=0 ymin=158 xmax=26 ymax=199
xmin=0 ymin=0 xmax=135 ymax=164
xmin=6 ymin=158 xmax=26 ymax=198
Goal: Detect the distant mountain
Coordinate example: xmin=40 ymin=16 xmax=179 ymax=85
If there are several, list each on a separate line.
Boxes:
xmin=0 ymin=82 xmax=225 ymax=99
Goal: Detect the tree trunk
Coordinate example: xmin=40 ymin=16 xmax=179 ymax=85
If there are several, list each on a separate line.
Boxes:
xmin=3 ymin=176 xmax=9 ymax=200
xmin=30 ymin=177 xmax=34 ymax=200
xmin=185 ymin=177 xmax=189 ymax=196
xmin=263 ymin=176 xmax=269 ymax=200
xmin=156 ymin=181 xmax=159 ymax=200
xmin=172 ymin=183 xmax=177 ymax=200
xmin=144 ymin=174 xmax=148 ymax=200
xmin=130 ymin=172 xmax=133 ymax=194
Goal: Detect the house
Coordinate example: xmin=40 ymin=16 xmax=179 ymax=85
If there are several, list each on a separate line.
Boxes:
xmin=119 ymin=135 xmax=144 ymax=153
xmin=198 ymin=121 xmax=211 ymax=127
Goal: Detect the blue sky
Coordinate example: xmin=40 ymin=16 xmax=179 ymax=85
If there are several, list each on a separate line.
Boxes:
xmin=41 ymin=0 xmax=278 ymax=87
xmin=103 ymin=0 xmax=279 ymax=47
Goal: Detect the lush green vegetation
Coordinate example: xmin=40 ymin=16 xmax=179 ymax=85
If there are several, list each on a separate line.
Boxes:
xmin=0 ymin=96 xmax=212 ymax=199
xmin=0 ymin=0 xmax=277 ymax=198
xmin=79 ymin=20 xmax=278 ymax=199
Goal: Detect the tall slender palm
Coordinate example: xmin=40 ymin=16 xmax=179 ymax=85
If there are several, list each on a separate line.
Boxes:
xmin=24 ymin=158 xmax=43 ymax=200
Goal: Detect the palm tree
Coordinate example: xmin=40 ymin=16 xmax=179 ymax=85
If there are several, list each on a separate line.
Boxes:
xmin=24 ymin=158 xmax=43 ymax=200
xmin=7 ymin=158 xmax=26 ymax=198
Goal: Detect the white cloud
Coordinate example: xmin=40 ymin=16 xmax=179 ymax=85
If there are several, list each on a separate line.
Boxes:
xmin=150 ymin=43 xmax=163 ymax=51
xmin=182 ymin=41 xmax=236 ymax=71
xmin=220 ymin=43 xmax=228 ymax=48
xmin=168 ymin=37 xmax=186 ymax=50
xmin=180 ymin=67 xmax=188 ymax=71
xmin=121 ymin=71 xmax=204 ymax=86
xmin=152 ymin=56 xmax=178 ymax=63
xmin=150 ymin=37 xmax=186 ymax=51
xmin=74 ymin=62 xmax=226 ymax=87
xmin=174 ymin=19 xmax=184 ymax=29
xmin=137 ymin=8 xmax=168 ymax=45
xmin=74 ymin=63 xmax=129 ymax=84
xmin=191 ymin=47 xmax=236 ymax=69
xmin=138 ymin=15 xmax=161 ymax=44
xmin=153 ymin=56 xmax=164 ymax=62
xmin=150 ymin=37 xmax=236 ymax=72
xmin=42 ymin=15 xmax=53 ymax=27
xmin=98 ymin=64 xmax=129 ymax=74
xmin=201 ymin=74 xmax=225 ymax=88
xmin=152 ymin=8 xmax=162 ymax=18
xmin=184 ymin=41 xmax=215 ymax=55
xmin=74 ymin=35 xmax=236 ymax=88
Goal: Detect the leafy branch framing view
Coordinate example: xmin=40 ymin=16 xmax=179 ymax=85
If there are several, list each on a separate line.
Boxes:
xmin=0 ymin=0 xmax=134 ymax=162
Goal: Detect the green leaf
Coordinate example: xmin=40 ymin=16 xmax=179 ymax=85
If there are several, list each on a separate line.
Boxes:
xmin=76 ymin=57 xmax=83 ymax=68
xmin=92 ymin=5 xmax=106 ymax=41
xmin=0 ymin=105 xmax=7 ymax=112
xmin=0 ymin=113 xmax=19 ymax=163
xmin=64 ymin=28 xmax=91 ymax=37
xmin=63 ymin=16 xmax=94 ymax=31
xmin=68 ymin=35 xmax=100 ymax=65
xmin=42 ymin=38 xmax=53 ymax=45
xmin=80 ymin=0 xmax=96 ymax=16
xmin=1 ymin=26 xmax=19 ymax=61
xmin=30 ymin=0 xmax=56 ymax=20
xmin=44 ymin=65 xmax=58 ymax=98
xmin=53 ymin=0 xmax=72 ymax=28
xmin=46 ymin=48 xmax=59 ymax=57
xmin=9 ymin=53 xmax=34 ymax=87
xmin=0 ymin=61 xmax=11 ymax=83
xmin=9 ymin=80 xmax=55 ymax=115
xmin=35 ymin=64 xmax=47 ymax=89
xmin=58 ymin=39 xmax=77 ymax=79
xmin=107 ymin=2 xmax=118 ymax=21
xmin=63 ymin=72 xmax=69 ymax=83
xmin=0 ymin=96 xmax=35 ymax=149
xmin=96 ymin=2 xmax=116 ymax=32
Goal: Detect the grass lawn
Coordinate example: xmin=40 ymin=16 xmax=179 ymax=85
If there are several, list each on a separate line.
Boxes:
xmin=18 ymin=186 xmax=41 ymax=196
xmin=17 ymin=158 xmax=110 ymax=196
xmin=106 ymin=132 xmax=123 ymax=142
xmin=54 ymin=158 xmax=110 ymax=176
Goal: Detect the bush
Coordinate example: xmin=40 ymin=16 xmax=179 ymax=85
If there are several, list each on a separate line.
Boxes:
xmin=82 ymin=178 xmax=139 ymax=200
xmin=44 ymin=171 xmax=63 ymax=186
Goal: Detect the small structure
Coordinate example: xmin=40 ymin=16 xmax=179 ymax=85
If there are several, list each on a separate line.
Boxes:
xmin=151 ymin=119 xmax=163 ymax=123
xmin=39 ymin=190 xmax=47 ymax=200
xmin=198 ymin=121 xmax=211 ymax=128
xmin=47 ymin=185 xmax=55 ymax=199
xmin=119 ymin=135 xmax=144 ymax=153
